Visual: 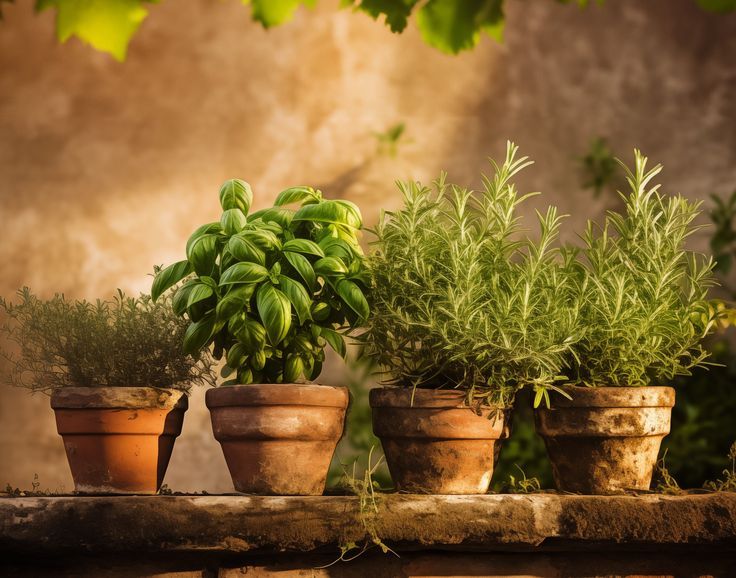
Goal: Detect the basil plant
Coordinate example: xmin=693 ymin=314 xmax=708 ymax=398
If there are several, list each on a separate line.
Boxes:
xmin=152 ymin=179 xmax=370 ymax=385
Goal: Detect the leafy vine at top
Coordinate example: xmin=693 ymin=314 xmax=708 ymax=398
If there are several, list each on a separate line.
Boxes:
xmin=2 ymin=0 xmax=733 ymax=61
xmin=152 ymin=180 xmax=369 ymax=385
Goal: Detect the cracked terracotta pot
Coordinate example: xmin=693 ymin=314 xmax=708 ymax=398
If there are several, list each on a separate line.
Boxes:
xmin=51 ymin=387 xmax=188 ymax=494
xmin=370 ymin=388 xmax=508 ymax=494
xmin=206 ymin=384 xmax=348 ymax=495
xmin=534 ymin=385 xmax=675 ymax=494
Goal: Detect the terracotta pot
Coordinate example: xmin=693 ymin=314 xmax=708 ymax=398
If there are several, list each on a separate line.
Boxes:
xmin=51 ymin=387 xmax=187 ymax=494
xmin=534 ymin=385 xmax=675 ymax=494
xmin=370 ymin=388 xmax=508 ymax=494
xmin=206 ymin=384 xmax=348 ymax=495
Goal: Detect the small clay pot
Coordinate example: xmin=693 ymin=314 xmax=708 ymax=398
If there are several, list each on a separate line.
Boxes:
xmin=370 ymin=388 xmax=508 ymax=494
xmin=206 ymin=384 xmax=348 ymax=495
xmin=534 ymin=385 xmax=675 ymax=494
xmin=51 ymin=387 xmax=188 ymax=494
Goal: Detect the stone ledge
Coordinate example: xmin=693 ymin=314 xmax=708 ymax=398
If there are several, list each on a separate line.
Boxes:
xmin=1 ymin=493 xmax=735 ymax=556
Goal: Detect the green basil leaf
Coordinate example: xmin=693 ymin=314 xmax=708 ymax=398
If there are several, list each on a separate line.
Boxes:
xmin=248 ymin=207 xmax=294 ymax=228
xmin=183 ymin=313 xmax=216 ymax=354
xmin=285 ymin=252 xmax=317 ymax=292
xmin=219 ymin=179 xmax=253 ymax=213
xmin=219 ymin=262 xmax=269 ymax=286
xmin=318 ymin=237 xmax=356 ymax=261
xmin=215 ymin=285 xmax=252 ymax=321
xmin=257 ymin=283 xmax=292 ymax=346
xmin=187 ymin=283 xmax=214 ymax=309
xmin=283 ymin=238 xmax=325 ymax=257
xmin=151 ymin=260 xmax=192 ymax=302
xmin=240 ymin=229 xmax=282 ymax=251
xmin=187 ymin=234 xmax=218 ymax=276
xmin=172 ymin=281 xmax=197 ymax=316
xmin=226 ymin=343 xmax=247 ymax=369
xmin=314 ymin=256 xmax=349 ymax=276
xmin=336 ymin=279 xmax=369 ymax=320
xmin=274 ymin=186 xmax=320 ymax=206
xmin=235 ymin=317 xmax=267 ymax=350
xmin=293 ymin=200 xmax=362 ymax=229
xmin=284 ymin=354 xmax=305 ymax=383
xmin=278 ymin=275 xmax=312 ymax=325
xmin=185 ymin=222 xmax=222 ymax=256
xmin=220 ymin=208 xmax=248 ymax=235
xmin=319 ymin=326 xmax=347 ymax=359
xmin=228 ymin=235 xmax=266 ymax=265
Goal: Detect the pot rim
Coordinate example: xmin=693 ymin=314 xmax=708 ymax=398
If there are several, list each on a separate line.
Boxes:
xmin=537 ymin=385 xmax=675 ymax=409
xmin=50 ymin=386 xmax=188 ymax=410
xmin=205 ymin=383 xmax=349 ymax=409
xmin=369 ymin=387 xmax=505 ymax=411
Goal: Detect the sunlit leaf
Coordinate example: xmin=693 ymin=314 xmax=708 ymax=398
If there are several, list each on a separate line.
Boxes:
xmin=151 ymin=260 xmax=192 ymax=302
xmin=285 ymin=251 xmax=317 ymax=292
xmin=293 ymin=200 xmax=362 ymax=229
xmin=219 ymin=179 xmax=253 ymax=213
xmin=257 ymin=283 xmax=292 ymax=345
xmin=274 ymin=186 xmax=320 ymax=206
xmin=283 ymin=238 xmax=325 ymax=257
xmin=336 ymin=279 xmax=369 ymax=320
xmin=278 ymin=275 xmax=312 ymax=324
xmin=219 ymin=262 xmax=269 ymax=286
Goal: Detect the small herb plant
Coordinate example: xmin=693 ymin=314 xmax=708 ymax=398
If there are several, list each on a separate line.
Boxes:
xmin=152 ymin=179 xmax=369 ymax=385
xmin=567 ymin=150 xmax=717 ymax=387
xmin=0 ymin=289 xmax=215 ymax=393
xmin=363 ymin=142 xmax=581 ymax=408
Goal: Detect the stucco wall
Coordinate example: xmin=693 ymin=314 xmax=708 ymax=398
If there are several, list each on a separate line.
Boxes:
xmin=1 ymin=0 xmax=735 ymax=492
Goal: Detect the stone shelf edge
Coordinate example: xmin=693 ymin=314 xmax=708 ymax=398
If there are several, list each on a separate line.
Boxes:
xmin=1 ymin=493 xmax=735 ymax=555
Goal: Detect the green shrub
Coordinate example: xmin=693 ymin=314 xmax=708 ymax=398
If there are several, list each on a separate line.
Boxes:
xmin=0 ymin=288 xmax=215 ymax=393
xmin=362 ymin=142 xmax=581 ymax=408
xmin=567 ymin=151 xmax=717 ymax=387
xmin=152 ymin=179 xmax=370 ymax=385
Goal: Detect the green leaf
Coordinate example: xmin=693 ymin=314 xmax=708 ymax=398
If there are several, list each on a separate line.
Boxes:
xmin=314 ymin=256 xmax=349 ymax=276
xmin=240 ymin=229 xmax=282 ymax=251
xmin=274 ymin=186 xmax=320 ymax=206
xmin=187 ymin=234 xmax=218 ymax=276
xmin=283 ymin=238 xmax=325 ymax=257
xmin=151 ymin=260 xmax=192 ymax=302
xmin=186 ymin=283 xmax=214 ymax=309
xmin=319 ymin=326 xmax=347 ymax=359
xmin=219 ymin=262 xmax=269 ymax=286
xmin=355 ymin=0 xmax=420 ymax=32
xmin=234 ymin=317 xmax=267 ymax=350
xmin=186 ymin=222 xmax=222 ymax=255
xmin=293 ymin=200 xmax=362 ymax=229
xmin=219 ymin=179 xmax=253 ymax=213
xmin=319 ymin=237 xmax=356 ymax=261
xmin=171 ymin=283 xmax=195 ymax=316
xmin=215 ymin=285 xmax=252 ymax=321
xmin=247 ymin=0 xmax=315 ymax=28
xmin=220 ymin=208 xmax=248 ymax=236
xmin=183 ymin=313 xmax=216 ymax=354
xmin=336 ymin=279 xmax=369 ymax=320
xmin=285 ymin=251 xmax=317 ymax=292
xmin=226 ymin=343 xmax=247 ymax=368
xmin=284 ymin=353 xmax=305 ymax=382
xmin=41 ymin=0 xmax=148 ymax=62
xmin=257 ymin=283 xmax=292 ymax=345
xmin=416 ymin=0 xmax=504 ymax=54
xmin=228 ymin=234 xmax=266 ymax=265
xmin=278 ymin=275 xmax=312 ymax=324
xmin=249 ymin=207 xmax=294 ymax=229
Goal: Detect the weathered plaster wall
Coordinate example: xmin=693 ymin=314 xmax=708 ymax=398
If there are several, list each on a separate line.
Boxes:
xmin=0 ymin=0 xmax=735 ymax=491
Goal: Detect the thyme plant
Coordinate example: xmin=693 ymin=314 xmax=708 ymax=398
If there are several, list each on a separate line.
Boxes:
xmin=0 ymin=289 xmax=216 ymax=393
xmin=568 ymin=150 xmax=717 ymax=387
xmin=363 ymin=142 xmax=581 ymax=408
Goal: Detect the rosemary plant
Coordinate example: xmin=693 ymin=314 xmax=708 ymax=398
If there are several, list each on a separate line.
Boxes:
xmin=568 ymin=150 xmax=717 ymax=387
xmin=0 ymin=288 xmax=217 ymax=393
xmin=363 ymin=142 xmax=581 ymax=408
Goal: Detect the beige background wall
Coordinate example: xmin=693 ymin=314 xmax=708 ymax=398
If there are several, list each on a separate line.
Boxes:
xmin=1 ymin=0 xmax=735 ymax=492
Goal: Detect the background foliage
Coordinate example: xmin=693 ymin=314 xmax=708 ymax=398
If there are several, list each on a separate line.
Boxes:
xmin=1 ymin=0 xmax=734 ymax=61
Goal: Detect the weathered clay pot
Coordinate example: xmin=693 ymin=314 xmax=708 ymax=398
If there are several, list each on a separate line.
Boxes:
xmin=534 ymin=385 xmax=675 ymax=494
xmin=206 ymin=384 xmax=348 ymax=495
xmin=370 ymin=388 xmax=508 ymax=494
xmin=51 ymin=387 xmax=187 ymax=494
